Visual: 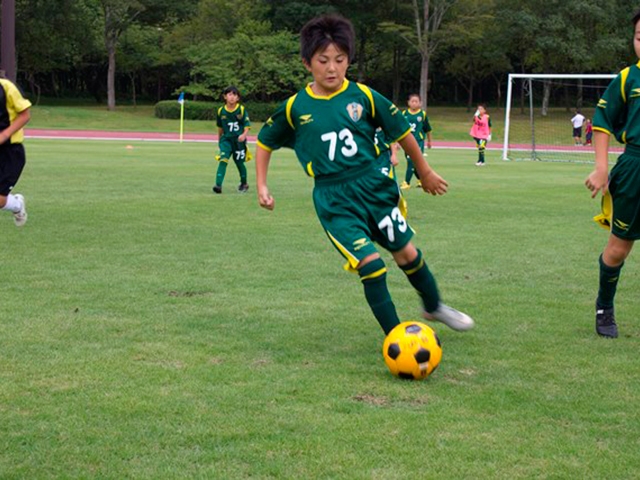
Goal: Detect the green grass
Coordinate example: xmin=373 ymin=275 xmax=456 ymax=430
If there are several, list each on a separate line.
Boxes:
xmin=1 ymin=141 xmax=638 ymax=478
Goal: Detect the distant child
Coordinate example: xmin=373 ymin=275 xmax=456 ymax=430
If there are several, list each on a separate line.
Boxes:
xmin=256 ymin=14 xmax=474 ymax=336
xmin=375 ymin=127 xmax=399 ymax=174
xmin=399 ymin=93 xmax=432 ymax=190
xmin=584 ymin=8 xmax=640 ymax=338
xmin=0 ymin=77 xmax=30 ymax=226
xmin=571 ymin=109 xmax=586 ymax=146
xmin=375 ymin=127 xmax=408 ymax=219
xmin=469 ymin=104 xmax=491 ymax=166
xmin=585 ymin=118 xmax=593 ymax=146
xmin=213 ymin=86 xmax=251 ymax=194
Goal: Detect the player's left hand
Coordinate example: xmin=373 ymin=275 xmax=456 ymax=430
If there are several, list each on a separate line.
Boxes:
xmin=421 ymin=170 xmax=448 ymax=195
xmin=238 ymin=134 xmax=247 ymax=142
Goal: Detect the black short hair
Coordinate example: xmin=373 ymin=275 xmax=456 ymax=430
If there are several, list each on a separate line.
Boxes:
xmin=223 ymin=86 xmax=240 ymax=96
xmin=408 ymin=93 xmax=421 ymax=101
xmin=300 ymin=14 xmax=355 ymax=64
xmin=633 ymin=9 xmax=640 ymax=27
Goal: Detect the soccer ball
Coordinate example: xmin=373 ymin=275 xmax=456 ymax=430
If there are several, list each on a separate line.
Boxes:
xmin=382 ymin=321 xmax=442 ymax=380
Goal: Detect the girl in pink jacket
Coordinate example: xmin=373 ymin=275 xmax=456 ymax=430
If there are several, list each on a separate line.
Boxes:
xmin=469 ymin=104 xmax=492 ymax=166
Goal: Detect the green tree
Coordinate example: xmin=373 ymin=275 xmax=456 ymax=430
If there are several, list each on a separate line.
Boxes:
xmin=441 ymin=0 xmax=510 ymax=109
xmin=185 ymin=25 xmax=307 ymax=101
xmin=16 ymin=0 xmax=101 ymax=101
xmin=380 ymin=0 xmax=459 ymax=108
xmin=98 ymin=0 xmax=146 ymax=110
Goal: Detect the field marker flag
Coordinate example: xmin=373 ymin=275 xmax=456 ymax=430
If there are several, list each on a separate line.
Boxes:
xmin=178 ymin=92 xmax=185 ymax=143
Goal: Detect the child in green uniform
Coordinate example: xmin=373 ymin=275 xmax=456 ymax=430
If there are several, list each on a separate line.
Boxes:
xmin=213 ymin=86 xmax=251 ymax=194
xmin=0 ymin=77 xmax=30 ymax=227
xmin=256 ymin=15 xmax=474 ymax=335
xmin=584 ymin=8 xmax=640 ymax=338
xmin=399 ymin=93 xmax=432 ymax=190
xmin=375 ymin=127 xmax=399 ymax=176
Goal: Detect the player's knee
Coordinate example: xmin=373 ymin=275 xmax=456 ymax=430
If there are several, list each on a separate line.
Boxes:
xmin=604 ymin=242 xmax=632 ymax=265
xmin=358 ymin=257 xmax=387 ymax=283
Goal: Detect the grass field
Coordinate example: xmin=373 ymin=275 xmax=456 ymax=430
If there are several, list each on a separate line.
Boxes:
xmin=27 ymin=104 xmax=594 ymax=147
xmin=1 ymin=140 xmax=639 ymax=478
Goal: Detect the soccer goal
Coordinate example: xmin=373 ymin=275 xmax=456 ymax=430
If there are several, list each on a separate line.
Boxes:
xmin=502 ymin=74 xmax=620 ymax=163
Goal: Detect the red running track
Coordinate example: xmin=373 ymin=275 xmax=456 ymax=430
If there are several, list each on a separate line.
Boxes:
xmin=24 ymin=128 xmax=623 ymax=153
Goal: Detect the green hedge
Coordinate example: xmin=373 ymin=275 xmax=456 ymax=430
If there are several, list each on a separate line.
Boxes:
xmin=154 ymin=100 xmax=281 ymax=122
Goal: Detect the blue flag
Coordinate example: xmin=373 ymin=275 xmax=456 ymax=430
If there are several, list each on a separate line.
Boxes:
xmin=178 ymin=92 xmax=185 ymax=104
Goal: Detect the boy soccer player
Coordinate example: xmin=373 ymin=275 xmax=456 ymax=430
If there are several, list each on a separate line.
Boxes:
xmin=256 ymin=14 xmax=474 ymax=335
xmin=399 ymin=93 xmax=432 ymax=190
xmin=0 ymin=76 xmax=30 ymax=226
xmin=213 ymin=86 xmax=251 ymax=194
xmin=584 ymin=8 xmax=640 ymax=338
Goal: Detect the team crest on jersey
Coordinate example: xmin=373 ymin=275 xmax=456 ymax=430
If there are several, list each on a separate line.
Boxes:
xmin=417 ymin=116 xmax=423 ymax=122
xmin=346 ymin=102 xmax=364 ymax=122
xmin=236 ymin=113 xmax=244 ymax=120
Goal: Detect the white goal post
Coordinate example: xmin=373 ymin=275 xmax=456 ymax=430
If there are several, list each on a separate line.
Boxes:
xmin=502 ymin=73 xmax=617 ymax=161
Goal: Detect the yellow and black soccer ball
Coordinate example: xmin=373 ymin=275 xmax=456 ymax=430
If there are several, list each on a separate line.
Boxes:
xmin=382 ymin=321 xmax=442 ymax=380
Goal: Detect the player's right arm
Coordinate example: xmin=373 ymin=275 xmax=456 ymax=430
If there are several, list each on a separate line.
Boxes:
xmin=256 ymin=145 xmax=275 ymax=210
xmin=586 ymin=71 xmax=627 ymax=198
xmin=585 ymin=131 xmax=610 ymax=198
xmin=255 ymin=96 xmax=297 ymax=210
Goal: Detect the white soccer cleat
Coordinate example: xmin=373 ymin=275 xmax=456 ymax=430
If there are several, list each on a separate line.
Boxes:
xmin=13 ymin=194 xmax=27 ymax=227
xmin=423 ymin=304 xmax=475 ymax=331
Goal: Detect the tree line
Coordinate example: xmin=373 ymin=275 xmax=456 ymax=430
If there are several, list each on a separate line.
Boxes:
xmin=9 ymin=0 xmax=637 ymax=110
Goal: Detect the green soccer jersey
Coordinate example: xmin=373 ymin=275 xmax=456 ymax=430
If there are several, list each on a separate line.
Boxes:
xmin=402 ymin=108 xmax=432 ymax=143
xmin=258 ymin=80 xmax=411 ymax=178
xmin=593 ymin=61 xmax=640 ymax=146
xmin=216 ymin=104 xmax=250 ymax=139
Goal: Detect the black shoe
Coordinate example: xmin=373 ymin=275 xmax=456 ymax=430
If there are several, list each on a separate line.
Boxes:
xmin=596 ymin=306 xmax=618 ymax=338
xmin=213 ymin=185 xmax=222 ymax=194
xmin=238 ymin=183 xmax=249 ymax=193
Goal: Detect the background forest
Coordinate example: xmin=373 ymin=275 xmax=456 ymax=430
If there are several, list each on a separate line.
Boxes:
xmin=9 ymin=0 xmax=639 ymax=109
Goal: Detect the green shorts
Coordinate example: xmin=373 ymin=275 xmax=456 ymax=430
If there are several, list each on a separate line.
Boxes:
xmin=609 ymin=146 xmax=640 ymax=240
xmin=218 ymin=137 xmax=249 ymax=163
xmin=313 ymin=163 xmax=414 ymax=270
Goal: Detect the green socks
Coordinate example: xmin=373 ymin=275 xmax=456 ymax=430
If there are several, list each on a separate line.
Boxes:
xmin=597 ymin=254 xmax=623 ymax=309
xmin=359 ymin=258 xmax=400 ymax=335
xmin=215 ymin=160 xmax=229 ymax=187
xmin=234 ymin=160 xmax=247 ymax=185
xmin=216 ymin=159 xmax=247 ymax=187
xmin=399 ymin=249 xmax=440 ymax=313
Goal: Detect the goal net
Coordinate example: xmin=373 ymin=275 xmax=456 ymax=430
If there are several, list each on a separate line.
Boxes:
xmin=502 ymin=74 xmax=622 ymax=163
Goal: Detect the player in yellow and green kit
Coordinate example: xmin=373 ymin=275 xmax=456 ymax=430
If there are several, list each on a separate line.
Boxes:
xmin=213 ymin=86 xmax=251 ymax=194
xmin=256 ymin=14 xmax=474 ymax=336
xmin=399 ymin=93 xmax=432 ymax=190
xmin=584 ymin=8 xmax=640 ymax=338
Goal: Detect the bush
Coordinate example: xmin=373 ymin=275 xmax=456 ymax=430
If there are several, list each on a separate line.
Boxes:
xmin=154 ymin=100 xmax=281 ymax=122
xmin=155 ymin=100 xmax=217 ymax=121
